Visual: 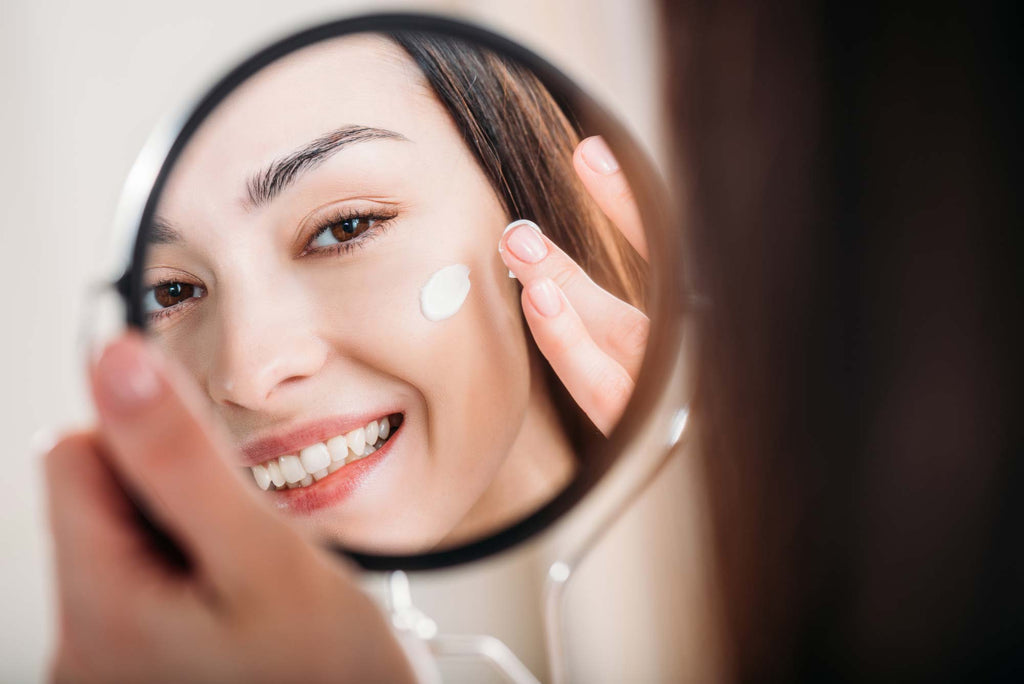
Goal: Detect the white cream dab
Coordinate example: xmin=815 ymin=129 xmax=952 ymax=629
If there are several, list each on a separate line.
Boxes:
xmin=419 ymin=264 xmax=471 ymax=321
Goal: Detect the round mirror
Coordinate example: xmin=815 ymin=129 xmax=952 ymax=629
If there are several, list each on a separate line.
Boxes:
xmin=114 ymin=13 xmax=684 ymax=569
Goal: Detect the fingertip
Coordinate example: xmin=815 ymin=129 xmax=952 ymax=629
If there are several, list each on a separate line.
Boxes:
xmin=578 ymin=136 xmax=620 ymax=176
xmin=502 ymin=218 xmax=543 ymax=237
xmin=526 ymin=278 xmax=563 ymax=318
xmin=31 ymin=427 xmax=60 ymax=462
xmin=90 ymin=333 xmax=166 ymax=420
xmin=499 ymin=219 xmax=544 ymax=256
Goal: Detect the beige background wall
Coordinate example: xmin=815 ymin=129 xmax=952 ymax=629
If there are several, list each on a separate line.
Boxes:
xmin=0 ymin=1 xmax=712 ymax=681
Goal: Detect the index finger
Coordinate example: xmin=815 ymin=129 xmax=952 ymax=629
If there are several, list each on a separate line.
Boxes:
xmin=573 ymin=136 xmax=648 ymax=261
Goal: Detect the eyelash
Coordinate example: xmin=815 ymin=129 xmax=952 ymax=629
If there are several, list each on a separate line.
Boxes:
xmin=146 ymin=278 xmax=204 ymax=323
xmin=300 ymin=207 xmax=398 ymax=257
xmin=145 ymin=208 xmax=398 ymax=324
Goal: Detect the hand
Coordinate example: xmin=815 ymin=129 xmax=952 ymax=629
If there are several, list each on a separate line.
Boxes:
xmin=43 ymin=333 xmax=417 ymax=684
xmin=499 ymin=136 xmax=649 ymax=436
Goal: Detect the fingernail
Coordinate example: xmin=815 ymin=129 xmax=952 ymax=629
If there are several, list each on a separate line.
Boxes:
xmin=30 ymin=427 xmax=58 ymax=459
xmin=581 ymin=136 xmax=619 ymax=175
xmin=94 ymin=335 xmax=162 ymax=415
xmin=504 ymin=221 xmax=547 ymax=264
xmin=528 ymin=279 xmax=562 ymax=318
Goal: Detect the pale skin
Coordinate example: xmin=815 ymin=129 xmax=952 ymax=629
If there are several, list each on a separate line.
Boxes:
xmin=43 ymin=40 xmax=649 ymax=683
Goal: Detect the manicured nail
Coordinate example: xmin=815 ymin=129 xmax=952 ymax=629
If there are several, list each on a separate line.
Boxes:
xmin=528 ymin=279 xmax=562 ymax=318
xmin=504 ymin=221 xmax=547 ymax=263
xmin=94 ymin=335 xmax=162 ymax=415
xmin=580 ymin=136 xmax=619 ymax=175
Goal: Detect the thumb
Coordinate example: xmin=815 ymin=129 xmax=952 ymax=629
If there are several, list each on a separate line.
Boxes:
xmin=89 ymin=332 xmax=292 ymax=595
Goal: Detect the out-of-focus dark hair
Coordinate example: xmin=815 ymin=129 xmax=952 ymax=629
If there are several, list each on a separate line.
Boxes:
xmin=391 ymin=31 xmax=648 ymax=447
xmin=662 ymin=1 xmax=1023 ymax=680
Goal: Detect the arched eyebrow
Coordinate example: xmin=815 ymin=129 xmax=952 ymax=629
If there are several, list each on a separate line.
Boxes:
xmin=245 ymin=125 xmax=410 ymax=208
xmin=145 ymin=125 xmax=410 ymax=245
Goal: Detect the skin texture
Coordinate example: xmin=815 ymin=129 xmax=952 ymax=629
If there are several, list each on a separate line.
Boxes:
xmin=146 ymin=35 xmax=576 ymax=553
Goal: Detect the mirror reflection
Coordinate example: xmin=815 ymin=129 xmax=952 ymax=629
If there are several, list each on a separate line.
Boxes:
xmin=139 ymin=30 xmax=649 ymax=554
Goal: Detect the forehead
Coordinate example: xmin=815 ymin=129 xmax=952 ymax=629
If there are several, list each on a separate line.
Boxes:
xmin=160 ymin=33 xmax=444 ymax=206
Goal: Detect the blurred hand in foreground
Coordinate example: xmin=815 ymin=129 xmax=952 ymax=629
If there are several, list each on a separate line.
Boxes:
xmin=44 ymin=333 xmax=417 ymax=683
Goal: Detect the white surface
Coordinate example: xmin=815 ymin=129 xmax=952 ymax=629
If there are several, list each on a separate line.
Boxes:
xmin=0 ymin=1 xmax=711 ymax=681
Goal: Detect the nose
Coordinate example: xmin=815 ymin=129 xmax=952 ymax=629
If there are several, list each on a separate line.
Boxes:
xmin=207 ymin=289 xmax=329 ymax=411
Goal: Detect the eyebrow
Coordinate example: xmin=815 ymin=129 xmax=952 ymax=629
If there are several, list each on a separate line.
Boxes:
xmin=147 ymin=125 xmax=409 ymax=245
xmin=246 ymin=125 xmax=409 ymax=208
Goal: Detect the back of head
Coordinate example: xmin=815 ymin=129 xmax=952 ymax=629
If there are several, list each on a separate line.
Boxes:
xmin=661 ymin=1 xmax=1024 ymax=679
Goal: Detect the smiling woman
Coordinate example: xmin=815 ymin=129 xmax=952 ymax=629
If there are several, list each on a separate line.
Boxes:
xmin=141 ymin=30 xmax=649 ymax=554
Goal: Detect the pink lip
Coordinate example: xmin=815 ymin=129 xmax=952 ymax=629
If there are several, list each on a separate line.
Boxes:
xmin=239 ymin=410 xmax=402 ymax=466
xmin=271 ymin=420 xmax=402 ymax=514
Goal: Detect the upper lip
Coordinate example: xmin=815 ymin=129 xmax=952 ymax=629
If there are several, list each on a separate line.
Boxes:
xmin=238 ymin=409 xmax=401 ymax=467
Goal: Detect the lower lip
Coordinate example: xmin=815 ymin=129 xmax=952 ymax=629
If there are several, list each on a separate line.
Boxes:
xmin=270 ymin=423 xmax=401 ymax=515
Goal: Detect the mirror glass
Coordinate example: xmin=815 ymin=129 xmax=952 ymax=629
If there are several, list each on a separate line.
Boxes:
xmin=128 ymin=19 xmax=666 ymax=560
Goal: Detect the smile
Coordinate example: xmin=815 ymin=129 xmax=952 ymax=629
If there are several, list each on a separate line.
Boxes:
xmin=248 ymin=413 xmax=403 ymax=491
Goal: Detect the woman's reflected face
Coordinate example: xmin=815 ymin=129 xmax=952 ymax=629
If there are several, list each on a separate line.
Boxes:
xmin=146 ymin=35 xmax=573 ymax=553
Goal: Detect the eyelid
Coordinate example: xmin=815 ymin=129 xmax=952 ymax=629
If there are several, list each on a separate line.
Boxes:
xmin=142 ymin=266 xmax=206 ymax=289
xmin=296 ymin=199 xmax=400 ymax=256
xmin=294 ymin=196 xmax=401 ymax=249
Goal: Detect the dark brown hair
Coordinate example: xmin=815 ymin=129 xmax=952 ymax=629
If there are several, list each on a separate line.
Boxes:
xmin=390 ymin=31 xmax=648 ymax=446
xmin=390 ymin=32 xmax=646 ymax=310
xmin=664 ymin=1 xmax=1023 ymax=679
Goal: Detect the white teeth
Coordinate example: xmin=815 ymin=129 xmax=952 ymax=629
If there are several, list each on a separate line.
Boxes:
xmin=346 ymin=427 xmax=366 ymax=457
xmin=365 ymin=420 xmax=379 ymax=445
xmin=250 ymin=414 xmax=400 ymax=491
xmin=299 ymin=443 xmax=331 ymax=474
xmin=251 ymin=464 xmax=271 ymax=491
xmin=279 ymin=455 xmax=306 ymax=484
xmin=326 ymin=435 xmax=348 ymax=463
xmin=266 ymin=460 xmax=285 ymax=487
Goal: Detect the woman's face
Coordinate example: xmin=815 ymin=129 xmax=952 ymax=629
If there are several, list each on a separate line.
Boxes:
xmin=146 ymin=35 xmax=548 ymax=553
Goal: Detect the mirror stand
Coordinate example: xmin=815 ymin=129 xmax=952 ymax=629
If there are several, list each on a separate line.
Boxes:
xmin=541 ymin=350 xmax=691 ymax=683
xmin=386 ymin=570 xmax=541 ymax=684
xmin=383 ymin=354 xmax=691 ymax=683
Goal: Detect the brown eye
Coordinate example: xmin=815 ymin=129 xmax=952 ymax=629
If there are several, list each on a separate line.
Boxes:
xmin=144 ymin=281 xmax=206 ymax=316
xmin=311 ymin=216 xmax=379 ymax=249
xmin=155 ymin=282 xmax=195 ymax=307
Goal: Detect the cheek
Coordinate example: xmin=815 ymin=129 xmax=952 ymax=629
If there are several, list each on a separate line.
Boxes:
xmin=312 ymin=216 xmax=532 ymax=463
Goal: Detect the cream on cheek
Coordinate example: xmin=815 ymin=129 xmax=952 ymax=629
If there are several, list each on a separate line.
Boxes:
xmin=419 ymin=264 xmax=471 ymax=321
